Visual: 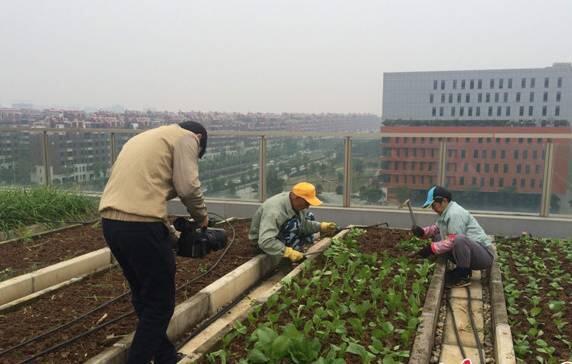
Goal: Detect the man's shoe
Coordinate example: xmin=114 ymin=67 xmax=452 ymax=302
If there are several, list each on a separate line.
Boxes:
xmin=445 ymin=268 xmax=472 ymax=288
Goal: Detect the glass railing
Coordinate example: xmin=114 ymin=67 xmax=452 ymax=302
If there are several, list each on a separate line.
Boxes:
xmin=1 ymin=127 xmax=570 ymax=218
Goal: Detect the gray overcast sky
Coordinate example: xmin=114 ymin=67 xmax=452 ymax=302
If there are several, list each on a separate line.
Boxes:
xmin=1 ymin=0 xmax=571 ymax=114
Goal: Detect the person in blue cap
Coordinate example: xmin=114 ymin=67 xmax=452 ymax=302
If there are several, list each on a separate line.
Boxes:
xmin=411 ymin=185 xmax=494 ymax=288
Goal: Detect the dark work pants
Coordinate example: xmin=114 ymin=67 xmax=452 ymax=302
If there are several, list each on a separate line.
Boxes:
xmin=447 ymin=235 xmax=495 ymax=270
xmin=102 ymin=219 xmax=177 ymax=364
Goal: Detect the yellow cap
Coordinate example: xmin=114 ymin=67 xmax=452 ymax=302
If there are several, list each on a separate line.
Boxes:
xmin=291 ymin=182 xmax=322 ymax=206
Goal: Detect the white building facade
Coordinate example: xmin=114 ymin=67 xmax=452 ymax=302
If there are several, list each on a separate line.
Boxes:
xmin=382 ymin=63 xmax=572 ymax=122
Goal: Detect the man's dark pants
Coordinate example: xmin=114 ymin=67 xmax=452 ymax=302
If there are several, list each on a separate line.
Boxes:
xmin=102 ymin=219 xmax=177 ymax=364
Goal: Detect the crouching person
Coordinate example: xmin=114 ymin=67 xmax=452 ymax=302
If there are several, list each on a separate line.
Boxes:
xmin=249 ymin=182 xmax=337 ymax=263
xmin=411 ymin=186 xmax=494 ymax=288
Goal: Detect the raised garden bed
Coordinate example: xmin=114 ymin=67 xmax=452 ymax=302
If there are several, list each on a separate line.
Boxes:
xmin=0 ymin=219 xmax=259 ymax=363
xmin=202 ymin=227 xmax=434 ymax=363
xmin=0 ymin=224 xmax=105 ymax=282
xmin=496 ymin=235 xmax=572 ymax=363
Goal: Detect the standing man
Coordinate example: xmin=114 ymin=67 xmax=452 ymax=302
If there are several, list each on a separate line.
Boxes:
xmin=411 ymin=186 xmax=494 ymax=288
xmin=99 ymin=121 xmax=208 ymax=364
xmin=249 ymin=182 xmax=338 ymax=262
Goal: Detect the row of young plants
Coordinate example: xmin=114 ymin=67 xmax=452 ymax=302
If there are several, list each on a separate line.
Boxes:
xmin=496 ymin=235 xmax=572 ymax=363
xmin=205 ymin=228 xmax=432 ymax=363
xmin=0 ymin=187 xmax=98 ymax=233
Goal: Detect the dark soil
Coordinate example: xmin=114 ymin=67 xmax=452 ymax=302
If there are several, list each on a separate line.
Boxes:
xmin=0 ymin=220 xmax=258 ymax=364
xmin=496 ymin=236 xmax=572 ymax=363
xmin=209 ymin=227 xmax=427 ymax=363
xmin=0 ymin=224 xmax=106 ymax=281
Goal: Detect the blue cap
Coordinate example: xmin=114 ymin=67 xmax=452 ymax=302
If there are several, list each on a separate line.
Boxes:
xmin=422 ymin=186 xmax=452 ymax=208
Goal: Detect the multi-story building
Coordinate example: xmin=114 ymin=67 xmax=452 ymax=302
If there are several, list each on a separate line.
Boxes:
xmin=380 ymin=63 xmax=572 ymax=213
xmin=383 ymin=63 xmax=571 ymax=122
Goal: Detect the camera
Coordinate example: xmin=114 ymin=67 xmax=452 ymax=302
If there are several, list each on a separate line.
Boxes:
xmin=173 ymin=217 xmax=227 ymax=258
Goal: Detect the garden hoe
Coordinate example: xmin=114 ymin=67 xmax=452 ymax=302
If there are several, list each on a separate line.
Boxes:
xmin=399 ymin=198 xmax=417 ymax=227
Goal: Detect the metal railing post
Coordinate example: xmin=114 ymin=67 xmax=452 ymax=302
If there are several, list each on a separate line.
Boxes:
xmin=540 ymin=141 xmax=554 ymax=217
xmin=110 ymin=132 xmax=117 ymax=164
xmin=438 ymin=139 xmax=447 ymax=186
xmin=343 ymin=136 xmax=352 ymax=207
xmin=42 ymin=130 xmax=51 ymax=186
xmin=259 ymin=135 xmax=267 ymax=202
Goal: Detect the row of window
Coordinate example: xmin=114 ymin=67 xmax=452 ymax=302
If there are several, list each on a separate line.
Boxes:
xmin=432 ymin=105 xmax=561 ymax=117
xmin=460 ymin=148 xmax=545 ymax=160
xmin=454 ymin=176 xmax=541 ymax=189
xmin=433 ymin=77 xmax=564 ymax=90
xmin=384 ymin=161 xmax=543 ymax=174
xmin=430 ymin=91 xmax=562 ymax=104
xmin=388 ymin=137 xmax=546 ymax=144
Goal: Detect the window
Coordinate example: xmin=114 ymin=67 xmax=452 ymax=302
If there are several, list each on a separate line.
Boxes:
xmin=449 ymin=93 xmax=453 ymax=103
xmin=519 ymin=106 xmax=524 ymax=116
xmin=557 ymin=77 xmax=562 ymax=88
xmin=430 ymin=94 xmax=434 ymax=103
xmin=453 ymin=80 xmax=457 ymax=89
xmin=460 ymin=107 xmax=464 ymax=116
xmin=544 ymin=77 xmax=549 ymax=88
xmin=470 ymin=80 xmax=474 ymax=89
xmin=555 ymin=106 xmax=560 ymax=116
xmin=441 ymin=80 xmax=445 ymax=90
xmin=472 ymin=177 xmax=477 ymax=186
xmin=532 ymin=150 xmax=538 ymax=159
xmin=516 ymin=92 xmax=521 ymax=102
xmin=503 ymin=164 xmax=508 ymax=173
xmin=484 ymin=164 xmax=489 ymax=172
xmin=490 ymin=79 xmax=495 ymax=88
xmin=441 ymin=93 xmax=445 ymax=103
xmin=517 ymin=164 xmax=522 ymax=173
xmin=481 ymin=150 xmax=487 ymax=158
xmin=508 ymin=78 xmax=512 ymax=89
xmin=520 ymin=178 xmax=525 ymax=188
xmin=521 ymin=78 xmax=526 ymax=88
xmin=495 ymin=92 xmax=499 ymax=102
xmin=530 ymin=179 xmax=535 ymax=188
xmin=433 ymin=80 xmax=438 ymax=90
xmin=497 ymin=106 xmax=502 ymax=116
xmin=499 ymin=177 xmax=504 ymax=187
xmin=476 ymin=106 xmax=480 ymax=116
xmin=504 ymin=92 xmax=508 ymax=102
xmin=523 ymin=150 xmax=528 ymax=159
xmin=512 ymin=178 xmax=517 ymax=187
xmin=466 ymin=93 xmax=470 ymax=103
xmin=461 ymin=80 xmax=466 ymax=89
xmin=492 ymin=150 xmax=497 ymax=159
xmin=481 ymin=177 xmax=485 ymax=187
xmin=499 ymin=79 xmax=504 ymax=89
xmin=478 ymin=93 xmax=482 ymax=102
xmin=476 ymin=163 xmax=481 ymax=172
xmin=494 ymin=163 xmax=499 ymax=173
xmin=489 ymin=177 xmax=494 ymax=187
xmin=506 ymin=106 xmax=511 ymax=116
xmin=468 ymin=107 xmax=473 ymax=116
xmin=529 ymin=106 xmax=534 ymax=116
xmin=525 ymin=165 xmax=530 ymax=174
xmin=531 ymin=78 xmax=535 ymax=88
xmin=488 ymin=106 xmax=493 ymax=116
xmin=473 ymin=150 xmax=478 ymax=158
xmin=514 ymin=150 xmax=519 ymax=159
xmin=461 ymin=150 xmax=466 ymax=159
xmin=478 ymin=79 xmax=482 ymax=89
xmin=542 ymin=105 xmax=547 ymax=116
xmin=451 ymin=106 xmax=456 ymax=116
xmin=486 ymin=93 xmax=491 ymax=102
xmin=457 ymin=93 xmax=462 ymax=103
xmin=463 ymin=163 xmax=468 ymax=172
xmin=478 ymin=138 xmax=483 ymax=144
xmin=535 ymin=164 xmax=540 ymax=174
xmin=439 ymin=107 xmax=444 ymax=116
xmin=543 ymin=92 xmax=548 ymax=102
xmin=530 ymin=92 xmax=534 ymax=102
xmin=556 ymin=91 xmax=561 ymax=102
xmin=432 ymin=107 xmax=436 ymax=116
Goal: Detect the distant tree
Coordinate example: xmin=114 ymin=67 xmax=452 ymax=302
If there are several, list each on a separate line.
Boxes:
xmin=335 ymin=185 xmax=343 ymax=195
xmin=266 ymin=168 xmax=284 ymax=197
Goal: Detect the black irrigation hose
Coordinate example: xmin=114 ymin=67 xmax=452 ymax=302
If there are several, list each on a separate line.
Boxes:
xmin=466 ymin=285 xmax=485 ymax=364
xmin=446 ymin=289 xmax=467 ymax=359
xmin=2 ymin=213 xmax=237 ymax=362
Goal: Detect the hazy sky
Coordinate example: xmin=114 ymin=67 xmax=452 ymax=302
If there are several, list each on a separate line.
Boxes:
xmin=1 ymin=0 xmax=571 ymax=114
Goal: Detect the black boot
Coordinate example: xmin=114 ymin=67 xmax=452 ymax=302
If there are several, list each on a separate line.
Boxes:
xmin=445 ymin=267 xmax=472 ymax=288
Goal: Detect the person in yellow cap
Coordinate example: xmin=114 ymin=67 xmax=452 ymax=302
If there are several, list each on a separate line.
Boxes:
xmin=249 ymin=182 xmax=338 ymax=262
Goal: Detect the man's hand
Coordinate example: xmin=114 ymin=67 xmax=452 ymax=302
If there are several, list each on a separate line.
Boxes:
xmin=283 ymin=247 xmax=304 ymax=262
xmin=199 ymin=215 xmax=209 ymax=229
xmin=415 ymin=244 xmax=433 ymax=258
xmin=320 ymin=222 xmax=338 ymax=233
xmin=411 ymin=225 xmax=425 ymax=238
